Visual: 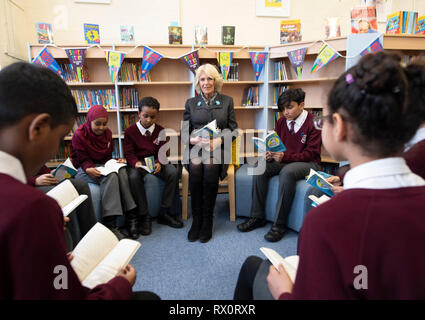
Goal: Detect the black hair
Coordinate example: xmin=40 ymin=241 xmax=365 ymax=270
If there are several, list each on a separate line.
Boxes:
xmin=0 ymin=62 xmax=77 ymax=130
xmin=403 ymin=60 xmax=425 ymax=135
xmin=277 ymin=88 xmax=305 ymax=111
xmin=327 ymin=51 xmax=410 ymax=157
xmin=138 ymin=96 xmax=160 ymax=112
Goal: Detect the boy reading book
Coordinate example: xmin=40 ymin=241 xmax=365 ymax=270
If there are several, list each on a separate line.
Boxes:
xmin=237 ymin=88 xmax=322 ymax=242
xmin=0 ymin=62 xmax=136 ymax=299
xmin=72 ymin=105 xmax=137 ymax=240
xmin=252 ymin=131 xmax=286 ymax=153
xmin=124 ymin=96 xmax=183 ymax=238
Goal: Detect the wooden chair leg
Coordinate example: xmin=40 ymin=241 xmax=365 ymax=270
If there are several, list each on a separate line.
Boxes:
xmin=181 ymin=166 xmax=189 ymax=220
xmin=228 ymin=165 xmax=236 ymax=222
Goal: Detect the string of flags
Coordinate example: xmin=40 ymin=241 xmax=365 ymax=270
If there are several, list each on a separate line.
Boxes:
xmin=31 ymin=37 xmax=383 ymax=83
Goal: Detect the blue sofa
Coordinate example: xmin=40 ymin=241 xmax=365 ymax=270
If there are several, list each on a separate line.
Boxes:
xmin=88 ymin=173 xmax=181 ymax=227
xmin=235 ymin=164 xmax=323 ymax=232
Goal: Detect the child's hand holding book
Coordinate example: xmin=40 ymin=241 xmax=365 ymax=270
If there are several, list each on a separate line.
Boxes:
xmin=117 ymin=264 xmax=137 ymax=287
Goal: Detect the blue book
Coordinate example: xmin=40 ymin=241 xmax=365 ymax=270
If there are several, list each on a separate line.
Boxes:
xmin=52 ymin=158 xmax=77 ymax=182
xmin=252 ymin=131 xmax=286 ymax=153
xmin=140 ymin=156 xmax=155 ymax=173
xmin=192 ymin=119 xmax=220 ymax=137
xmin=306 ymin=168 xmax=334 ymax=197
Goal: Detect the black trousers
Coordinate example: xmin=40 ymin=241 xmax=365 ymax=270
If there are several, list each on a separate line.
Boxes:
xmin=127 ymin=164 xmax=178 ymax=217
xmin=233 ymin=256 xmax=263 ymax=300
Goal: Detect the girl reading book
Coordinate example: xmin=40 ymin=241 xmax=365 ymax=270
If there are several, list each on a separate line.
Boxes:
xmin=71 ymin=105 xmax=137 ymax=240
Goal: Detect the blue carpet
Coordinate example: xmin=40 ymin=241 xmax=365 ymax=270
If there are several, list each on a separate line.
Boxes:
xmin=131 ymin=194 xmax=298 ymax=300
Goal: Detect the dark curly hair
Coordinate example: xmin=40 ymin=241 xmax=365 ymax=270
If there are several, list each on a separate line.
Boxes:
xmin=327 ymin=51 xmax=411 ymax=157
xmin=0 ymin=62 xmax=77 ymax=130
xmin=138 ymin=96 xmax=160 ymax=112
xmin=277 ymin=88 xmax=305 ymax=112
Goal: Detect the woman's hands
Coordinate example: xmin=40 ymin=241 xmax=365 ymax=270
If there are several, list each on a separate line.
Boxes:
xmin=86 ymin=167 xmax=102 ymax=179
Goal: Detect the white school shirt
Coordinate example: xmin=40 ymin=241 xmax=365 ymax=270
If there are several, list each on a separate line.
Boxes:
xmin=286 ymin=110 xmax=308 ymax=134
xmin=0 ymin=150 xmax=27 ymax=184
xmin=136 ymin=122 xmax=155 ymax=136
xmin=404 ymin=126 xmax=425 ymax=151
xmin=343 ymin=157 xmax=425 ymax=190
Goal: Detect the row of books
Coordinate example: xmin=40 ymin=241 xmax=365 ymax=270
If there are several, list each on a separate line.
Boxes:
xmin=69 ymin=115 xmax=87 ymax=136
xmin=273 ymin=85 xmax=287 ymax=106
xmin=120 ymin=88 xmax=139 ymax=109
xmin=273 ymin=61 xmax=288 ymax=81
xmin=121 ymin=114 xmax=138 ymax=131
xmin=242 ymin=87 xmax=260 ymax=107
xmin=71 ymin=89 xmax=118 ymax=111
xmin=226 ymin=63 xmax=240 ymax=81
xmin=118 ymin=62 xmax=151 ymax=82
xmin=386 ymin=11 xmax=424 ymax=34
xmin=59 ymin=63 xmax=90 ymax=83
xmin=53 ymin=140 xmax=121 ymax=162
xmin=402 ymin=54 xmax=425 ymax=65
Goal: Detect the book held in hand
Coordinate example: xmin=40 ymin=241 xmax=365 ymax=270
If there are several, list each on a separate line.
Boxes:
xmin=46 ymin=179 xmax=88 ymax=217
xmin=252 ymin=131 xmax=286 ymax=153
xmin=309 ymin=194 xmax=331 ymax=207
xmin=306 ymin=168 xmax=334 ymax=197
xmin=139 ymin=156 xmax=155 ymax=173
xmin=192 ymin=119 xmax=220 ymax=137
xmin=260 ymin=247 xmax=299 ymax=283
xmin=71 ymin=223 xmax=141 ymax=289
xmin=52 ymin=158 xmax=77 ymax=182
xmin=96 ymin=159 xmax=127 ymax=176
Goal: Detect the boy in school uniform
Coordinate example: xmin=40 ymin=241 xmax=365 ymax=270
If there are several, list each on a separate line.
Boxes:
xmin=124 ymin=96 xmax=183 ymax=238
xmin=0 ymin=62 xmax=135 ymax=299
xmin=237 ymin=88 xmax=322 ymax=242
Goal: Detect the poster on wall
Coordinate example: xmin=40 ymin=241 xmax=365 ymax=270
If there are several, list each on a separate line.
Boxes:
xmin=256 ymin=0 xmax=290 ymax=17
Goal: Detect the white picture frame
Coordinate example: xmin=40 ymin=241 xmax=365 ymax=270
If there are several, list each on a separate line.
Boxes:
xmin=74 ymin=0 xmax=111 ymax=4
xmin=255 ymin=0 xmax=290 ymax=17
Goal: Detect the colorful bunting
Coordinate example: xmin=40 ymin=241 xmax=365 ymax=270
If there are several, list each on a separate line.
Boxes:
xmin=32 ymin=47 xmax=63 ymax=77
xmin=360 ymin=37 xmax=383 ymax=56
xmin=216 ymin=52 xmax=234 ymax=80
xmin=65 ymin=48 xmax=87 ymax=82
xmin=311 ymin=44 xmax=339 ymax=74
xmin=287 ymin=48 xmax=307 ymax=79
xmin=180 ymin=50 xmax=200 ymax=74
xmin=141 ymin=46 xmax=163 ymax=77
xmin=249 ymin=52 xmax=268 ymax=81
xmin=105 ymin=50 xmax=126 ymax=83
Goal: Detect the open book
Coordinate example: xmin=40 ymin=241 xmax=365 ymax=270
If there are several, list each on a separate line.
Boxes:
xmin=71 ymin=223 xmax=141 ymax=289
xmin=192 ymin=119 xmax=220 ymax=137
xmin=306 ymin=168 xmax=334 ymax=197
xmin=309 ymin=194 xmax=331 ymax=207
xmin=252 ymin=131 xmax=286 ymax=153
xmin=138 ymin=156 xmax=155 ymax=173
xmin=46 ymin=179 xmax=88 ymax=217
xmin=260 ymin=247 xmax=299 ymax=283
xmin=95 ymin=159 xmax=127 ymax=176
xmin=52 ymin=158 xmax=77 ymax=182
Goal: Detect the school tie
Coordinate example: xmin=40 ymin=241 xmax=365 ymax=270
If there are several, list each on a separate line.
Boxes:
xmin=289 ymin=121 xmax=296 ymax=135
xmin=145 ymin=130 xmax=151 ymax=137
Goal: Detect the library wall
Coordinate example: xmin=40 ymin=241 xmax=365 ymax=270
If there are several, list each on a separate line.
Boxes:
xmin=21 ymin=0 xmax=425 ymax=49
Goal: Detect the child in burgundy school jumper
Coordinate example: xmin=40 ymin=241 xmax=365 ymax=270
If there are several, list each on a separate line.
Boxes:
xmin=123 ymin=96 xmax=183 ymax=237
xmin=263 ymin=52 xmax=425 ymax=299
xmin=0 ymin=62 xmax=136 ymax=299
xmin=71 ymin=105 xmax=137 ymax=240
xmin=27 ymin=165 xmax=97 ymax=251
xmin=237 ymin=88 xmax=322 ymax=242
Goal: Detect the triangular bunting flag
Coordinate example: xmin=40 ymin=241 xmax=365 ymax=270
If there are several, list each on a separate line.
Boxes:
xmin=287 ymin=48 xmax=307 ymax=79
xmin=249 ymin=52 xmax=268 ymax=81
xmin=32 ymin=47 xmax=63 ymax=77
xmin=360 ymin=37 xmax=383 ymax=56
xmin=180 ymin=50 xmax=200 ymax=75
xmin=105 ymin=50 xmax=126 ymax=83
xmin=141 ymin=46 xmax=163 ymax=77
xmin=216 ymin=52 xmax=234 ymax=80
xmin=311 ymin=43 xmax=339 ymax=74
xmin=65 ymin=48 xmax=87 ymax=83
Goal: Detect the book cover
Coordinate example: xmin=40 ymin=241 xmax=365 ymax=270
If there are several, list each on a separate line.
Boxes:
xmin=168 ymin=26 xmax=182 ymax=45
xmin=252 ymin=131 xmax=286 ymax=153
xmin=36 ymin=22 xmax=54 ymax=44
xmin=325 ymin=17 xmax=341 ymax=38
xmin=221 ymin=26 xmax=235 ymax=45
xmin=84 ymin=23 xmax=100 ymax=44
xmin=280 ymin=20 xmax=302 ymax=44
xmin=351 ymin=6 xmax=378 ymax=34
xmin=194 ymin=25 xmax=208 ymax=45
xmin=416 ymin=15 xmax=425 ymax=34
xmin=386 ymin=11 xmax=402 ymax=34
xmin=120 ymin=25 xmax=134 ymax=43
xmin=192 ymin=119 xmax=220 ymax=137
xmin=306 ymin=168 xmax=334 ymax=197
xmin=52 ymin=158 xmax=77 ymax=182
xmin=140 ymin=156 xmax=155 ymax=173
xmin=46 ymin=179 xmax=88 ymax=217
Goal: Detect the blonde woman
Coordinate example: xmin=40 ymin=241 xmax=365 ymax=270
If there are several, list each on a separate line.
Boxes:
xmin=183 ymin=64 xmax=238 ymax=243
